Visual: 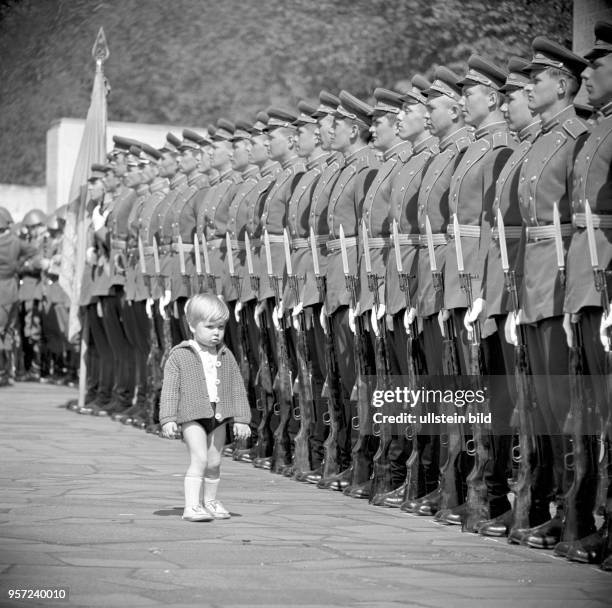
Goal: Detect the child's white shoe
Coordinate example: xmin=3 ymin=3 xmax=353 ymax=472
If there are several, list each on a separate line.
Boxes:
xmin=204 ymin=499 xmax=231 ymax=519
xmin=182 ymin=504 xmax=213 ymax=522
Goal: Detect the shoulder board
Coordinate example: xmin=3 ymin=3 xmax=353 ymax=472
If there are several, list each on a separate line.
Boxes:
xmin=454 ymin=136 xmax=471 ymax=153
xmin=562 ymin=118 xmax=588 ymax=140
xmin=491 ymin=130 xmax=512 ymax=149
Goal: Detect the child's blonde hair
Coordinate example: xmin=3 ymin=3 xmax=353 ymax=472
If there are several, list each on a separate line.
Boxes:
xmin=185 ymin=293 xmax=230 ymax=328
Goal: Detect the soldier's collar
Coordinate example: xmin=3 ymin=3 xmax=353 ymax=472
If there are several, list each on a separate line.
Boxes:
xmin=303 ymin=151 xmax=327 ymax=171
xmin=382 ymin=140 xmax=411 ymax=162
xmin=219 ymin=168 xmax=235 ymax=182
xmin=260 ymin=161 xmax=281 ymax=178
xmin=281 ymin=156 xmax=301 ymax=170
xmin=343 ymin=145 xmax=369 ymax=165
xmin=541 ymin=105 xmax=575 ymax=133
xmin=150 ymin=177 xmax=168 ymax=194
xmin=598 ymin=100 xmax=612 ymax=119
xmin=187 ymin=171 xmax=204 ymax=187
xmin=170 ymin=173 xmax=187 ymax=189
xmin=474 ymin=120 xmax=508 ymax=140
xmin=242 ymin=165 xmax=259 ymax=180
xmin=136 ymin=184 xmax=150 ymax=197
xmin=518 ymin=119 xmax=541 ymax=142
xmin=438 ymin=126 xmax=472 ymax=151
xmin=412 ymin=134 xmax=438 ymax=155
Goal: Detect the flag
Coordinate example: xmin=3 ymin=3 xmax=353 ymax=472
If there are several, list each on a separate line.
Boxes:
xmin=59 ymin=28 xmax=109 ymax=342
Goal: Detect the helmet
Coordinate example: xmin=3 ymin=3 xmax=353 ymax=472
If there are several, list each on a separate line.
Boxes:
xmin=0 ymin=206 xmax=13 ymax=229
xmin=47 ymin=214 xmax=61 ymax=232
xmin=22 ymin=208 xmax=47 ymax=227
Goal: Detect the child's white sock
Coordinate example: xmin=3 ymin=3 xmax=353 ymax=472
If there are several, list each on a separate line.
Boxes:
xmin=203 ymin=477 xmax=220 ymax=503
xmin=184 ymin=475 xmax=203 ymax=507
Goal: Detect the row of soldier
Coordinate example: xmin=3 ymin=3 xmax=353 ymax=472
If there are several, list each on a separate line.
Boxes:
xmin=40 ymin=26 xmax=612 ymax=570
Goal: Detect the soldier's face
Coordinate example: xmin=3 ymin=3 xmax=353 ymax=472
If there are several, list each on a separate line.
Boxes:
xmin=460 ymin=84 xmax=490 ymax=127
xmin=317 ymin=114 xmax=334 ymax=150
xmin=88 ymin=179 xmax=104 ymax=201
xmin=211 ymin=141 xmax=232 ymax=169
xmin=330 ymin=118 xmax=352 ymax=152
xmin=159 ymin=152 xmax=178 ymax=177
xmin=583 ymin=54 xmax=612 ymax=107
xmin=142 ymin=163 xmax=158 ymax=183
xmin=296 ymin=125 xmax=317 ymax=158
xmin=425 ymin=95 xmax=454 ymax=137
xmin=266 ymin=129 xmax=293 ymax=160
xmin=111 ymin=154 xmax=127 ymax=177
xmin=124 ymin=165 xmax=143 ymax=188
xmin=525 ymin=69 xmax=558 ymax=114
xmin=232 ymin=140 xmax=251 ymax=171
xmin=197 ymin=147 xmax=212 ymax=172
xmin=179 ymin=149 xmax=199 ymax=174
xmin=370 ymin=114 xmax=397 ymax=151
xmin=102 ymin=170 xmax=120 ymax=192
xmin=501 ymin=88 xmax=533 ymax=132
xmin=250 ymin=134 xmax=270 ymax=165
xmin=397 ymin=104 xmax=426 ymax=141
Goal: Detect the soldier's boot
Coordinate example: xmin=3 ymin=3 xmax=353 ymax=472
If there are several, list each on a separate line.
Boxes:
xmin=23 ymin=343 xmax=42 ymax=382
xmin=252 ymin=456 xmax=272 ymax=470
xmin=317 ymin=466 xmax=353 ymax=491
xmin=118 ymin=402 xmax=140 ymax=425
xmin=372 ymin=482 xmax=407 ymax=507
xmin=0 ymin=350 xmax=9 ymax=387
xmin=478 ymin=508 xmax=515 ymax=537
xmin=524 ymin=506 xmax=564 ymax=549
xmin=401 ymin=486 xmax=439 ymax=514
xmin=600 ymin=502 xmax=612 ymax=571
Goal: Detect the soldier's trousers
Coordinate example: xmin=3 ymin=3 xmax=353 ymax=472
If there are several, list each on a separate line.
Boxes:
xmin=100 ymin=289 xmax=136 ymax=408
xmin=21 ymin=299 xmax=42 ymax=372
xmin=86 ymin=303 xmax=114 ymax=405
xmin=122 ymin=299 xmax=151 ymax=408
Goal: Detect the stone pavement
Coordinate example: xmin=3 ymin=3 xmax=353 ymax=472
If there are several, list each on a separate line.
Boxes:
xmin=0 ymin=384 xmax=610 ymax=608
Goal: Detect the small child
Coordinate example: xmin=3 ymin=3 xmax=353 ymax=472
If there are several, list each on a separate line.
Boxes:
xmin=159 ymin=293 xmax=251 ymax=521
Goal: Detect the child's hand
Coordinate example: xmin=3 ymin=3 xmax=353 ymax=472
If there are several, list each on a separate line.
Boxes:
xmin=161 ymin=421 xmax=178 ymax=439
xmin=233 ymin=422 xmax=251 ymax=440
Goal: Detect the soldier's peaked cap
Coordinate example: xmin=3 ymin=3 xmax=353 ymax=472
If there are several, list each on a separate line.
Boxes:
xmin=160 ymin=132 xmax=182 ymax=154
xmin=336 ymin=91 xmax=374 ymax=126
xmin=266 ymin=107 xmax=299 ymax=130
xmin=458 ymin=55 xmax=508 ymax=90
xmin=499 ymin=57 xmax=532 ymax=92
xmin=527 ymin=37 xmax=588 ymax=79
xmin=372 ymin=88 xmax=404 ymax=114
xmin=179 ymin=128 xmax=206 ymax=151
xmin=230 ymin=119 xmax=253 ymax=141
xmin=111 ymin=135 xmax=141 ymax=152
xmin=314 ymin=90 xmax=341 ymax=117
xmin=88 ymin=163 xmax=107 ymax=181
xmin=585 ymin=21 xmax=612 ymax=61
xmin=423 ymin=67 xmax=463 ymax=101
xmin=294 ymin=101 xmax=319 ymax=125
xmin=213 ymin=118 xmax=235 ymax=141
xmin=127 ymin=145 xmax=144 ymax=166
xmin=252 ymin=111 xmax=269 ymax=134
xmin=401 ymin=74 xmax=431 ymax=105
xmin=140 ymin=142 xmax=163 ymax=162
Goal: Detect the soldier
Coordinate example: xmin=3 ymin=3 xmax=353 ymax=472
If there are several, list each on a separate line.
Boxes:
xmin=377 ymin=75 xmax=440 ymax=508
xmin=0 ymin=208 xmax=37 ymax=386
xmin=405 ymin=67 xmax=474 ymax=516
xmin=318 ymin=91 xmax=380 ymax=494
xmin=561 ymin=22 xmax=612 ymax=568
xmin=507 ymin=38 xmax=589 ymax=550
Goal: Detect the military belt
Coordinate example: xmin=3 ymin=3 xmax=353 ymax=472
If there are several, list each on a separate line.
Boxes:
xmin=447 ymin=223 xmax=481 ymax=238
xmin=292 ymin=235 xmax=327 ymax=249
xmin=326 ymin=236 xmax=357 ymax=251
xmin=142 ymin=246 xmax=156 ymax=255
xmin=171 ymin=242 xmax=194 ymax=253
xmin=206 ymin=238 xmax=224 ymax=249
xmin=525 ymin=224 xmax=572 ymax=242
xmin=492 ymin=226 xmax=523 ymax=240
xmin=419 ymin=233 xmax=447 ymax=246
xmin=110 ymin=239 xmax=127 ymax=250
xmin=573 ymin=213 xmax=612 ymax=229
xmin=367 ymin=236 xmax=390 ymax=249
xmin=396 ymin=234 xmax=422 ymax=246
xmin=264 ymin=233 xmax=285 ymax=244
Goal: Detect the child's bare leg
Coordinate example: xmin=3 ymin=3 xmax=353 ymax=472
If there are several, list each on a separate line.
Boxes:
xmin=182 ymin=421 xmax=208 ymax=507
xmin=203 ymin=423 xmax=230 ymax=518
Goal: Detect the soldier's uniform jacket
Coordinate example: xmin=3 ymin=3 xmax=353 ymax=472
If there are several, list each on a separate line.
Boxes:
xmin=282 ymin=152 xmax=330 ymax=309
xmin=133 ymin=177 xmax=170 ymax=300
xmin=444 ymin=121 xmax=515 ymax=310
xmin=358 ymin=140 xmax=413 ymax=313
xmin=147 ymin=173 xmax=188 ymax=297
xmin=18 ymin=229 xmax=47 ymax=302
xmin=516 ymin=105 xmax=588 ymax=324
xmin=106 ymin=184 xmax=138 ymax=288
xmin=196 ymin=170 xmax=243 ymax=298
xmin=306 ymin=152 xmax=344 ymax=306
xmin=239 ymin=163 xmax=281 ymax=303
xmin=166 ymin=172 xmax=209 ymax=302
xmin=565 ymin=101 xmax=612 ymax=314
xmin=0 ymin=230 xmax=37 ymax=308
xmin=124 ymin=183 xmax=150 ymax=302
xmin=41 ymin=232 xmax=70 ymax=307
xmin=257 ymin=156 xmax=306 ymax=301
xmin=416 ymin=126 xmax=473 ymax=317
xmin=325 ymin=146 xmax=380 ymax=315
xmin=485 ymin=120 xmax=540 ymax=317
xmin=386 ymin=136 xmax=439 ymax=316
xmin=225 ymin=166 xmax=260 ymax=303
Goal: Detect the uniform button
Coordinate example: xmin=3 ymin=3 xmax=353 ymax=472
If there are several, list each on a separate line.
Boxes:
xmin=215 ymin=412 xmax=222 ymax=421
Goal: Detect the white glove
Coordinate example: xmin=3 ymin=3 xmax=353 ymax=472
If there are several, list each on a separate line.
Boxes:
xmin=272 ymin=304 xmax=281 ymax=331
xmin=504 ymin=309 xmax=522 ymax=346
xmin=348 ymin=307 xmax=356 ymax=334
xmin=370 ymin=303 xmax=385 ymax=337
xmin=234 ymin=300 xmax=242 ymax=322
xmin=437 ymin=308 xmax=450 ymax=338
xmin=159 ymin=289 xmax=171 ymax=320
xmin=404 ymin=307 xmax=417 ymax=335
xmin=464 ymin=297 xmax=486 ymax=341
xmin=291 ymin=301 xmax=303 ymax=331
xmin=600 ymin=304 xmax=612 ymax=352
xmin=96 ymin=301 xmax=103 ymax=318
xmin=254 ymin=301 xmax=265 ymax=329
xmin=145 ymin=297 xmax=154 ymax=319
xmin=319 ymin=303 xmax=329 ymax=335
xmin=86 ymin=246 xmax=97 ymax=265
xmin=562 ymin=312 xmax=574 ymax=349
xmin=91 ymin=205 xmax=108 ymax=231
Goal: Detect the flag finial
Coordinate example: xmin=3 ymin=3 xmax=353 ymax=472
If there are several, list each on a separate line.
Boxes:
xmin=92 ymin=27 xmax=109 ymax=65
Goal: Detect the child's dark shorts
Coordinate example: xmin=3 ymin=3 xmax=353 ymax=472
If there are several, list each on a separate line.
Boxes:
xmin=192 ymin=403 xmax=233 ymax=434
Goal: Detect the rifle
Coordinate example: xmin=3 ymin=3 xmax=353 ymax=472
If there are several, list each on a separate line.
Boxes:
xmin=246 ymin=233 xmax=276 ymax=461
xmin=263 ymin=230 xmax=294 ymax=473
xmin=283 ymin=229 xmax=315 ymax=480
xmin=497 ymin=209 xmax=537 ymax=538
xmin=453 ymin=213 xmax=491 ymax=532
xmin=153 ymin=236 xmax=173 ymax=372
xmin=340 ymin=225 xmax=376 ymax=494
xmin=363 ymin=219 xmax=393 ymax=502
xmin=200 ymin=231 xmax=217 ymax=294
xmin=177 ymin=235 xmax=191 ymax=297
xmin=312 ymin=228 xmax=343 ymax=480
xmin=193 ymin=233 xmax=206 ymax=294
xmin=420 ymin=215 xmax=463 ymax=516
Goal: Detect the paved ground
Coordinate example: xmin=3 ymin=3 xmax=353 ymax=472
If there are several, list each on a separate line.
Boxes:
xmin=0 ymin=384 xmax=611 ymax=608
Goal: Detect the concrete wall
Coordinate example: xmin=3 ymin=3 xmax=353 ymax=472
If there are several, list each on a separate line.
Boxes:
xmin=573 ymin=0 xmax=612 ymax=55
xmin=0 ymin=184 xmax=47 ymax=224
